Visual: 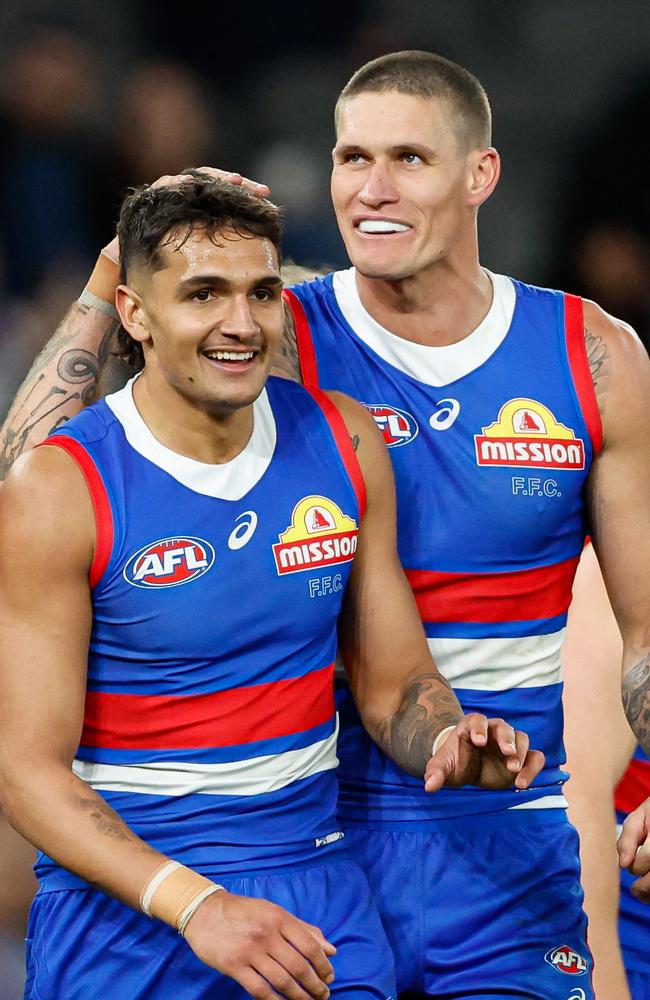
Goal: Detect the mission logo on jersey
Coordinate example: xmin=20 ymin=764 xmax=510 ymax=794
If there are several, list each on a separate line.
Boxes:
xmin=363 ymin=403 xmax=419 ymax=448
xmin=474 ymin=398 xmax=585 ymax=470
xmin=273 ymin=496 xmax=358 ymax=575
xmin=124 ymin=537 xmax=215 ymax=589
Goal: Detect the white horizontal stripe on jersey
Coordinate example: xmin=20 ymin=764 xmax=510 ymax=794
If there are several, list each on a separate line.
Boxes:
xmin=427 ymin=630 xmax=565 ymax=691
xmin=73 ymin=724 xmax=339 ymax=798
xmin=509 ymin=794 xmax=568 ymax=811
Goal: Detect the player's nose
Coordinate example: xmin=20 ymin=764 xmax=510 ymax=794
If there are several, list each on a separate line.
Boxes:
xmin=357 ymin=162 xmax=399 ymax=207
xmin=219 ymin=294 xmax=260 ymax=339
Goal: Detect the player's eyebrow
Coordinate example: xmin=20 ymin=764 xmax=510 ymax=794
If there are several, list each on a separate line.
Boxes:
xmin=177 ymin=274 xmax=283 ymax=291
xmin=334 ymin=141 xmax=436 ymax=160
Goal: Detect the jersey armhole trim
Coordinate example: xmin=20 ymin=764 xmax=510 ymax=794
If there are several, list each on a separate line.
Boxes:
xmin=564 ymin=293 xmax=603 ymax=455
xmin=305 ymin=388 xmax=367 ymax=518
xmin=282 ymin=288 xmax=319 ymax=387
xmin=37 ymin=436 xmax=114 ymax=588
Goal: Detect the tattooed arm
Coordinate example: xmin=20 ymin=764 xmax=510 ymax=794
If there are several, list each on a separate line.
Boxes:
xmin=581 ymin=302 xmax=650 ymax=749
xmin=0 ymin=248 xmax=125 ymax=480
xmin=330 ymin=391 xmax=544 ymax=787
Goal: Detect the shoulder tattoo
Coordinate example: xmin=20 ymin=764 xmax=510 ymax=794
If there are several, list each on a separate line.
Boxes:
xmin=584 ymin=325 xmax=610 ymax=405
xmin=271 ymin=304 xmax=302 ymax=383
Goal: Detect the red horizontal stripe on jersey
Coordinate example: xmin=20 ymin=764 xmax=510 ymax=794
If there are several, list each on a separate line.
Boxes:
xmin=406 ymin=556 xmax=579 ymax=623
xmin=81 ymin=663 xmax=335 ymax=749
xmin=615 ymin=757 xmax=650 ymax=814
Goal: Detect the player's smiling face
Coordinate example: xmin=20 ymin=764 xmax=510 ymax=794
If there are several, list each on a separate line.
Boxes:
xmin=331 ymin=90 xmax=477 ymax=281
xmin=127 ymin=228 xmax=283 ymax=415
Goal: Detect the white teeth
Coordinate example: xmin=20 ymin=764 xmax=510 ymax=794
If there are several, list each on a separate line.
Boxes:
xmin=358 ymin=219 xmax=410 ymax=234
xmin=204 ymin=351 xmax=254 ymax=361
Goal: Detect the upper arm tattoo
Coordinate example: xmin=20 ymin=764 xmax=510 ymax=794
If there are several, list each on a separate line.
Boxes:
xmin=351 ymin=434 xmax=360 ymax=452
xmin=0 ymin=304 xmax=119 ymax=478
xmin=271 ymin=304 xmax=303 ymax=383
xmin=622 ymin=656 xmax=650 ymax=757
xmin=584 ymin=326 xmax=610 ymax=407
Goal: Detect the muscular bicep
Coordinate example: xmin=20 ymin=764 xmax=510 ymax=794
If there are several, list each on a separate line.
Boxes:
xmin=584 ymin=303 xmax=650 ymax=647
xmin=0 ymin=448 xmax=95 ymax=769
xmin=0 ymin=303 xmax=120 ymax=478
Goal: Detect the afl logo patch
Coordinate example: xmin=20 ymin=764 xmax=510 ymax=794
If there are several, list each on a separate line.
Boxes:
xmin=363 ymin=403 xmax=419 ymax=448
xmin=124 ymin=537 xmax=215 ymax=589
xmin=544 ymin=945 xmax=588 ymax=976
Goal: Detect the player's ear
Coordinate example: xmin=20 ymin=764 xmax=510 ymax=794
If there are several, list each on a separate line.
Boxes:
xmin=466 ymin=147 xmax=500 ymax=208
xmin=115 ymin=284 xmax=151 ymax=344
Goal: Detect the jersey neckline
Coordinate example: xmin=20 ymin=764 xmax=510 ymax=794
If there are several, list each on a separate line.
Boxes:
xmin=331 ymin=268 xmax=516 ymax=388
xmin=105 ymin=377 xmax=277 ymax=500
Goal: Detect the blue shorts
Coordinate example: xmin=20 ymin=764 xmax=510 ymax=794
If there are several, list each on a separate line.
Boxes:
xmin=342 ymin=810 xmax=593 ymax=999
xmin=619 ymin=863 xmax=650 ymax=998
xmin=24 ymin=858 xmax=396 ymax=999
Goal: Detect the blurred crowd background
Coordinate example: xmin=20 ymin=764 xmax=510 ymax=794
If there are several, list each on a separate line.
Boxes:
xmin=0 ymin=0 xmax=649 ymax=995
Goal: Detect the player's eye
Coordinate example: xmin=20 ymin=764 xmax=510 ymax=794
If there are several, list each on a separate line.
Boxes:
xmin=252 ymin=287 xmax=273 ymax=302
xmin=192 ymin=289 xmax=212 ymax=302
xmin=401 ymin=152 xmax=423 ymax=165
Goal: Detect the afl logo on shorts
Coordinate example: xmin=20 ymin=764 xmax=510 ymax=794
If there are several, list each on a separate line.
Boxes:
xmin=124 ymin=537 xmax=215 ymax=589
xmin=544 ymin=944 xmax=588 ymax=975
xmin=363 ymin=403 xmax=419 ymax=448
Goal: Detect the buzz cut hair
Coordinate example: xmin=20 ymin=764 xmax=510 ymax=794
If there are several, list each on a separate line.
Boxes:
xmin=336 ymin=50 xmax=492 ymax=151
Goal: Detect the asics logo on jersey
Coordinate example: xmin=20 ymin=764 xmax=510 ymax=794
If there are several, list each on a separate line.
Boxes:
xmin=363 ymin=403 xmax=419 ymax=447
xmin=273 ymin=495 xmax=358 ymax=575
xmin=228 ymin=511 xmax=258 ymax=550
xmin=544 ymin=944 xmax=589 ymax=975
xmin=475 ymin=398 xmax=585 ymax=470
xmin=124 ymin=537 xmax=215 ymax=589
xmin=567 ymin=989 xmax=586 ymax=1000
xmin=429 ymin=397 xmax=461 ymax=431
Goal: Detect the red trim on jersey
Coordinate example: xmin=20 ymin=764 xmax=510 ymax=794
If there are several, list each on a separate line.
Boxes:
xmin=81 ymin=662 xmax=335 ymax=749
xmin=564 ymin=294 xmax=603 ymax=455
xmin=406 ymin=555 xmax=580 ymax=623
xmin=282 ymin=288 xmax=319 ymax=387
xmin=615 ymin=757 xmax=650 ymax=814
xmin=306 ymin=387 xmax=367 ymax=518
xmin=37 ymin=436 xmax=113 ymax=588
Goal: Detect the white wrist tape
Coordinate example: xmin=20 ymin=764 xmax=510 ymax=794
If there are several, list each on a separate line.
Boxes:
xmin=140 ymin=861 xmax=182 ymax=916
xmin=431 ymin=724 xmax=457 ymax=757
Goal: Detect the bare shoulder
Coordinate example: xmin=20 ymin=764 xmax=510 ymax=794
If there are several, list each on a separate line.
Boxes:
xmin=321 ymin=390 xmax=381 ymax=447
xmin=320 ymin=390 xmax=394 ymax=498
xmin=582 ymin=299 xmax=650 ymax=442
xmin=0 ymin=445 xmax=95 ymax=563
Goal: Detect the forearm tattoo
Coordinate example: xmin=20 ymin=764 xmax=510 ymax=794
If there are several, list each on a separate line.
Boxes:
xmin=376 ymin=672 xmax=462 ymax=777
xmin=584 ymin=326 xmax=610 ymax=407
xmin=271 ymin=305 xmax=302 ymax=383
xmin=73 ymin=790 xmax=135 ymax=843
xmin=0 ymin=304 xmax=118 ymax=478
xmin=622 ymin=655 xmax=650 ymax=755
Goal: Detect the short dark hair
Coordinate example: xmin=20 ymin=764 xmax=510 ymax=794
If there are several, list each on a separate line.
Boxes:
xmin=115 ymin=175 xmax=282 ymax=369
xmin=336 ymin=50 xmax=491 ymax=150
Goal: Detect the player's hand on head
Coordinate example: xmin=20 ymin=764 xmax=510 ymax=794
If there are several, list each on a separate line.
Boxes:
xmin=182 ymin=889 xmax=336 ymax=999
xmin=617 ymin=799 xmax=650 ymax=901
xmin=423 ymin=714 xmax=545 ymax=792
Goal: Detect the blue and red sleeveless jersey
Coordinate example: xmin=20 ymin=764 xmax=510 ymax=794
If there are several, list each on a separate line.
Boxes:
xmin=284 ymin=268 xmax=601 ymax=821
xmin=35 ymin=375 xmax=366 ymax=888
xmin=616 ymin=746 xmax=650 ymax=975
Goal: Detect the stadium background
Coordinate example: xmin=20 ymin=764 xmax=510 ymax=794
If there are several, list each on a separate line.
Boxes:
xmin=0 ymin=1 xmax=648 ymax=994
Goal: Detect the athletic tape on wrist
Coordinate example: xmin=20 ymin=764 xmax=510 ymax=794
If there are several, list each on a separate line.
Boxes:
xmin=140 ymin=860 xmax=225 ymax=932
xmin=431 ymin=724 xmax=457 ymax=757
xmin=78 ymin=288 xmax=119 ymax=319
xmin=81 ymin=249 xmax=120 ymax=317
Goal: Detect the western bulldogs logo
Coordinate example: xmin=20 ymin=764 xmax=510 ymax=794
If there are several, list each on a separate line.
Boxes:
xmin=124 ymin=537 xmax=215 ymax=588
xmin=544 ymin=945 xmax=589 ymax=976
xmin=363 ymin=403 xmax=419 ymax=448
